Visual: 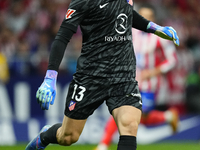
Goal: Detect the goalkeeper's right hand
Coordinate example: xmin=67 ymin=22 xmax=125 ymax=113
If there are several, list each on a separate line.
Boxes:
xmin=36 ymin=70 xmax=58 ymax=110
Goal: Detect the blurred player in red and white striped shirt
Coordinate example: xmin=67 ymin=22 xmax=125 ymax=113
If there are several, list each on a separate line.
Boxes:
xmin=133 ymin=3 xmax=179 ymax=129
xmin=95 ymin=3 xmax=179 ymax=150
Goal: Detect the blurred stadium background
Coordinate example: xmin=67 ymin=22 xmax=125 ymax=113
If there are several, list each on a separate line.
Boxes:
xmin=0 ymin=0 xmax=200 ymax=149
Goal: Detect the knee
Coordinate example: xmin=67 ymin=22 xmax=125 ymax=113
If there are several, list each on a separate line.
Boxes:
xmin=122 ymin=117 xmax=139 ymax=130
xmin=57 ymin=132 xmax=80 ymax=146
xmin=119 ymin=114 xmax=140 ymax=135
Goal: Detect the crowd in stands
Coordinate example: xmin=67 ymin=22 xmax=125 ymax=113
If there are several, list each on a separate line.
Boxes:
xmin=0 ymin=0 xmax=81 ymax=78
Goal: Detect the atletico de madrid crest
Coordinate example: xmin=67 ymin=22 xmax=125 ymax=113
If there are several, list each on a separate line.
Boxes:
xmin=69 ymin=100 xmax=76 ymax=111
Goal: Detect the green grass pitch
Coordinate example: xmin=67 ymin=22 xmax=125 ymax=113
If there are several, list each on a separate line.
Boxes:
xmin=0 ymin=142 xmax=200 ymax=150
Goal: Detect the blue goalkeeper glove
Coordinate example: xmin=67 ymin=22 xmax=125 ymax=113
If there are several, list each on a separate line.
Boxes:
xmin=147 ymin=22 xmax=179 ymax=46
xmin=36 ymin=70 xmax=58 ymax=110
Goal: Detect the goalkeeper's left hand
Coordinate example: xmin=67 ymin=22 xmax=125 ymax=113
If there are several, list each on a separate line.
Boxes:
xmin=147 ymin=22 xmax=179 ymax=46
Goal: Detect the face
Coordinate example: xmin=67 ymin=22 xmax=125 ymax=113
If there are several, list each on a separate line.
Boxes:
xmin=139 ymin=7 xmax=155 ymax=22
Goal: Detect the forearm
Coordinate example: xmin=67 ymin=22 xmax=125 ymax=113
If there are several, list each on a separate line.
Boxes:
xmin=132 ymin=10 xmax=150 ymax=32
xmin=141 ymin=67 xmax=162 ymax=81
xmin=159 ymin=57 xmax=177 ymax=74
xmin=38 ymin=24 xmax=75 ymax=109
xmin=132 ymin=10 xmax=179 ymax=46
xmin=152 ymin=67 xmax=162 ymax=77
xmin=47 ymin=40 xmax=67 ymax=71
xmin=47 ymin=23 xmax=76 ymax=71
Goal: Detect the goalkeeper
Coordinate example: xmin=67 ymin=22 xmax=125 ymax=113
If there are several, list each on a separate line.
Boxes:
xmin=25 ymin=0 xmax=179 ymax=150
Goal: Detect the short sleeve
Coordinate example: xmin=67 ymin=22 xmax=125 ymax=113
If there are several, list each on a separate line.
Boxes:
xmin=62 ymin=0 xmax=89 ymax=32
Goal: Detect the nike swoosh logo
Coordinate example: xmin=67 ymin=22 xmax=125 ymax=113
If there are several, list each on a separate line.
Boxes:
xmin=100 ymin=3 xmax=109 ymax=9
xmin=139 ymin=100 xmax=142 ymax=105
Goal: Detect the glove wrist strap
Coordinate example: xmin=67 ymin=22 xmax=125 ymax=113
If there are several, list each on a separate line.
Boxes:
xmin=147 ymin=22 xmax=161 ymax=33
xmin=45 ymin=70 xmax=58 ymax=79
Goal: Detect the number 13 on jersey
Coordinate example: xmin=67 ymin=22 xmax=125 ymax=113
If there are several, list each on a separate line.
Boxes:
xmin=71 ymin=84 xmax=86 ymax=102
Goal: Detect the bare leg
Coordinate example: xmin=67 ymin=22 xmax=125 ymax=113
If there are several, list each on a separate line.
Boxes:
xmin=56 ymin=115 xmax=87 ymax=146
xmin=112 ymin=106 xmax=142 ymax=150
xmin=112 ymin=105 xmax=142 ymax=136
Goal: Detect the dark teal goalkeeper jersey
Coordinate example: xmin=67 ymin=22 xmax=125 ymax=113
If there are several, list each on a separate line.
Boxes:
xmin=48 ymin=0 xmax=149 ymax=84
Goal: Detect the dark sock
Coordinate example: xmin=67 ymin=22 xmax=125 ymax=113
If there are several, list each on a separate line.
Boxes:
xmin=117 ymin=135 xmax=137 ymax=150
xmin=40 ymin=123 xmax=62 ymax=146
